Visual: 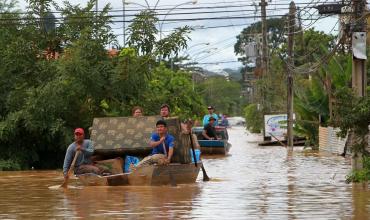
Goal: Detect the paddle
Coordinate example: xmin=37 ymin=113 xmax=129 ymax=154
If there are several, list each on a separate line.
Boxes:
xmin=189 ymin=132 xmax=210 ymax=181
xmin=61 ymin=150 xmax=80 ymax=188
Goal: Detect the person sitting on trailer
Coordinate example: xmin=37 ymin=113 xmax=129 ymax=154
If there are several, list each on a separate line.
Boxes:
xmin=183 ymin=119 xmax=202 ymax=163
xmin=202 ymin=117 xmax=219 ymax=140
xmin=160 ymin=103 xmax=171 ymax=119
xmin=135 ymin=120 xmax=175 ymax=168
xmin=220 ymin=114 xmax=229 ymax=127
xmin=182 ymin=119 xmax=200 ymax=149
xmin=132 ymin=106 xmax=144 ymax=117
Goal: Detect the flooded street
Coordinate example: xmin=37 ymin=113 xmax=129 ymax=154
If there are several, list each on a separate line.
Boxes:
xmin=1 ymin=126 xmax=369 ymax=219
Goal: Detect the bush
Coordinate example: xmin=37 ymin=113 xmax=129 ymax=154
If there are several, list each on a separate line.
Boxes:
xmin=0 ymin=159 xmax=21 ymax=171
xmin=243 ymin=104 xmax=263 ymax=133
xmin=346 ymin=156 xmax=370 ymax=183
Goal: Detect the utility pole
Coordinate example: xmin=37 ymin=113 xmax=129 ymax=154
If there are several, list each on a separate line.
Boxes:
xmin=260 ymin=0 xmax=268 ymax=77
xmin=297 ymin=7 xmax=304 ymax=55
xmin=287 ymin=1 xmax=296 ymax=150
xmin=123 ymin=0 xmax=126 ymax=47
xmin=351 ymin=0 xmax=366 ymax=97
xmin=96 ymin=0 xmax=98 ymax=14
xmin=351 ymin=0 xmax=367 ymax=170
xmin=259 ymin=0 xmax=269 ymax=140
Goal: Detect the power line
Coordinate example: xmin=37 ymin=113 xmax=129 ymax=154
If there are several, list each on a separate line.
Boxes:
xmin=0 ymin=14 xmax=292 ymax=23
xmin=121 ymin=1 xmax=346 ymax=11
xmin=0 ymin=1 xmax=346 ymax=15
xmin=183 ymin=60 xmax=240 ymax=65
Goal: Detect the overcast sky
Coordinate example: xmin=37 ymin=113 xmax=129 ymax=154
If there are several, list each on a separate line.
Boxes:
xmin=17 ymin=0 xmax=340 ymax=72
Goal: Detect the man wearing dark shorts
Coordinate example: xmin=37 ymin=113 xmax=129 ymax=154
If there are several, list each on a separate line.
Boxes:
xmin=202 ymin=117 xmax=219 ymax=140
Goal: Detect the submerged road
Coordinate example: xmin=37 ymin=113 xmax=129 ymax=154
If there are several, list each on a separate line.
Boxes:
xmin=0 ymin=126 xmax=369 ymax=219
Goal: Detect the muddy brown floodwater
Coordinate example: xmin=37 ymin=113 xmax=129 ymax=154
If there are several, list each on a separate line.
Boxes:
xmin=0 ymin=126 xmax=369 ymax=219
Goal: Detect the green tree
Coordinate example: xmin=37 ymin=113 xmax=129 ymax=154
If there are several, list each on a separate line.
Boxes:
xmin=294 ymin=55 xmax=352 ymax=148
xmin=293 ymin=28 xmax=336 ymax=67
xmin=198 ymin=76 xmax=243 ymax=115
xmin=0 ymin=0 xmax=17 ymax=12
xmin=234 ymin=17 xmax=286 ymax=65
xmin=127 ymin=10 xmax=192 ymax=59
xmin=0 ymin=0 xmax=115 ymax=169
xmin=142 ymin=65 xmax=204 ymax=118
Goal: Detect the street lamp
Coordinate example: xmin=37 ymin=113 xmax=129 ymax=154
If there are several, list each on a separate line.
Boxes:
xmin=125 ymin=1 xmax=148 ymax=9
xmin=159 ymin=0 xmax=197 ymax=41
xmin=190 ymin=48 xmax=217 ymax=61
xmin=181 ymin=42 xmax=210 ymax=55
xmin=157 ymin=0 xmax=197 ymax=63
xmin=188 ymin=42 xmax=210 ymax=49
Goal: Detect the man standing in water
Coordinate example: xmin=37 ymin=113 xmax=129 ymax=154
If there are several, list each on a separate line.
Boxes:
xmin=63 ymin=128 xmax=105 ymax=181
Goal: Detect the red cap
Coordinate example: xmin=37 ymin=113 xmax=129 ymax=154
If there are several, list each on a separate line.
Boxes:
xmin=74 ymin=128 xmax=84 ymax=135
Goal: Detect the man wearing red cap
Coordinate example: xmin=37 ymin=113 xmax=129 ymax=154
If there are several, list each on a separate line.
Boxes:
xmin=62 ymin=128 xmax=105 ymax=180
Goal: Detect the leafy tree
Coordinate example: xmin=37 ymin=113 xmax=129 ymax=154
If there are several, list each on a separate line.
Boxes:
xmin=0 ymin=0 xmax=17 ymax=12
xmin=335 ymin=90 xmax=370 ymax=183
xmin=127 ymin=9 xmax=192 ymax=59
xmin=294 ymin=55 xmax=352 ymax=148
xmin=234 ymin=17 xmax=286 ymax=65
xmin=198 ymin=76 xmax=243 ymax=115
xmin=0 ymin=0 xmax=116 ymax=169
xmin=142 ymin=65 xmax=204 ymax=118
xmin=127 ymin=10 xmax=158 ymax=56
xmin=293 ymin=28 xmax=336 ymax=67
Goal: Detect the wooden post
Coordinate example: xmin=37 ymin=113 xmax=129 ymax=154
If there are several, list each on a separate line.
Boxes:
xmin=287 ymin=1 xmax=296 ymax=150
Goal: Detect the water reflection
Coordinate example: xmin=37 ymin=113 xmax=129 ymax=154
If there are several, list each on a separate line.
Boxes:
xmin=0 ymin=126 xmax=369 ymax=219
xmin=352 ymin=183 xmax=370 ymax=220
xmin=60 ymin=185 xmax=201 ymax=219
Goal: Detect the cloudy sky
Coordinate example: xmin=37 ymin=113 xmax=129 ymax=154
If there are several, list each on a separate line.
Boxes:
xmin=17 ymin=0 xmax=340 ymax=72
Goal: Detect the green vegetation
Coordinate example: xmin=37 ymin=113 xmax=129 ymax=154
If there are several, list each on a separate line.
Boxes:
xmin=243 ymin=104 xmax=263 ymax=133
xmin=346 ymin=156 xmax=370 ymax=183
xmin=293 ymin=55 xmax=352 ymax=148
xmin=198 ymin=76 xmax=245 ymax=116
xmin=334 ymin=89 xmax=370 ymax=183
xmin=0 ymin=159 xmax=21 ymax=171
